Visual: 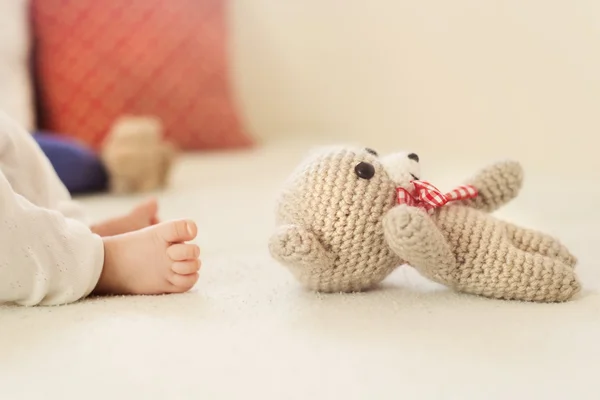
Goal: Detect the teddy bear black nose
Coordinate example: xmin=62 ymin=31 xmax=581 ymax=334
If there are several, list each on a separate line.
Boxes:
xmin=407 ymin=153 xmax=419 ymax=162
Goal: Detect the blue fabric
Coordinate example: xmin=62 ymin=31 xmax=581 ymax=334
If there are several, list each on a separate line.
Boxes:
xmin=32 ymin=132 xmax=108 ymax=194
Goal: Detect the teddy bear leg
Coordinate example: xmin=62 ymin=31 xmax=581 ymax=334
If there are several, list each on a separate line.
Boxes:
xmin=109 ymin=177 xmax=134 ymax=194
xmin=159 ymin=145 xmax=175 ymax=185
xmin=137 ymin=171 xmax=162 ymax=192
xmin=461 ymin=239 xmax=580 ymax=302
xmin=504 ymin=222 xmax=577 ymax=268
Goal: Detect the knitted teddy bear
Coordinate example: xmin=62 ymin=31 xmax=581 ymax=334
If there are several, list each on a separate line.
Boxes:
xmin=269 ymin=145 xmax=580 ymax=302
xmin=101 ymin=115 xmax=176 ymax=194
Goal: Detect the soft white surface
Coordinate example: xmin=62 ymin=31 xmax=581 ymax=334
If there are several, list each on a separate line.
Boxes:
xmin=1 ymin=138 xmax=598 ymax=400
xmin=0 ymin=0 xmax=34 ymax=130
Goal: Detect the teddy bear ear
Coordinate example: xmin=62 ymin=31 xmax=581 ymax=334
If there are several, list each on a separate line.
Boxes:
xmin=304 ymin=144 xmax=341 ymax=157
xmin=303 ymin=143 xmax=370 ymax=158
xmin=295 ymin=146 xmax=337 ymax=167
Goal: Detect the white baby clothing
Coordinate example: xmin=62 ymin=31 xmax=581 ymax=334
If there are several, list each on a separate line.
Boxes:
xmin=0 ymin=111 xmax=104 ymax=306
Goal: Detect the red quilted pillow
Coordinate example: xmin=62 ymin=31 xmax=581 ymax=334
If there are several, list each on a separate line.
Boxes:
xmin=31 ymin=0 xmax=252 ymax=151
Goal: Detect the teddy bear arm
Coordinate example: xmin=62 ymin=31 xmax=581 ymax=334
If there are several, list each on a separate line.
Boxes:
xmin=268 ymin=224 xmax=334 ymax=270
xmin=458 ymin=160 xmax=524 ymax=213
xmin=382 ymin=205 xmax=457 ymax=286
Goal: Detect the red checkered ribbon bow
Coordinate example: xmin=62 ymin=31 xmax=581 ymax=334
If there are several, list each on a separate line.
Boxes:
xmin=396 ymin=180 xmax=478 ymax=214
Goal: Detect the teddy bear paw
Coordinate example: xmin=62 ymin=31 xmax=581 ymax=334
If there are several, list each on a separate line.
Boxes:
xmin=269 ymin=224 xmax=333 ymax=268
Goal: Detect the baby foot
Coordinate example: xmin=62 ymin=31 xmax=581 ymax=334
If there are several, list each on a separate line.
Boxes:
xmin=130 ymin=197 xmax=160 ymax=225
xmin=94 ymin=219 xmax=201 ymax=296
xmin=91 ymin=198 xmax=159 ymax=236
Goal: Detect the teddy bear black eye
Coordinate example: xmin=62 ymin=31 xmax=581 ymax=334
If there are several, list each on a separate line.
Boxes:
xmin=365 ymin=148 xmax=378 ymax=156
xmin=354 ymin=162 xmax=375 ymax=180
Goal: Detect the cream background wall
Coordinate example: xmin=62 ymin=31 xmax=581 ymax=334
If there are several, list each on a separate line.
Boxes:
xmin=0 ymin=0 xmax=34 ymax=131
xmin=230 ymin=1 xmax=599 ymax=178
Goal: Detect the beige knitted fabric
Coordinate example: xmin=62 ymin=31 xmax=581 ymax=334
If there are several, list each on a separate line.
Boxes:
xmin=383 ymin=205 xmax=580 ymax=302
xmin=269 ymin=146 xmax=400 ymax=292
xmin=268 ymin=146 xmax=573 ymax=302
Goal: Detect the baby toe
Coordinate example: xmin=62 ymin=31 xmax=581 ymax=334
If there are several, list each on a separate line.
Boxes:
xmin=171 ymin=259 xmax=201 ymax=275
xmin=167 ymin=243 xmax=200 ymax=261
xmin=132 ymin=198 xmax=158 ymax=218
xmin=168 ymin=272 xmax=199 ymax=292
xmin=157 ymin=219 xmax=197 ymax=243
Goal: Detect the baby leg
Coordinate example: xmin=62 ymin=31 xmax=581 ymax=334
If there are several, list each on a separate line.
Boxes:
xmin=0 ymin=111 xmax=88 ymax=223
xmin=504 ymin=222 xmax=577 ymax=267
xmin=0 ymin=168 xmax=202 ymax=305
xmin=0 ymin=112 xmax=159 ymax=236
xmin=0 ymin=170 xmax=104 ymax=306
